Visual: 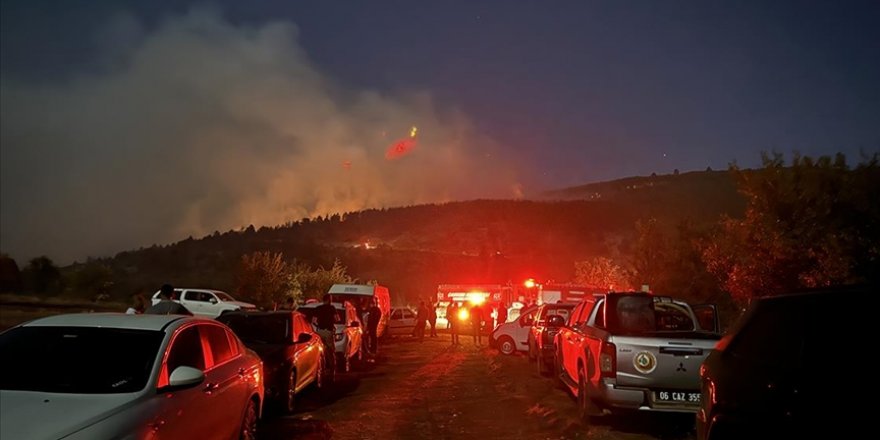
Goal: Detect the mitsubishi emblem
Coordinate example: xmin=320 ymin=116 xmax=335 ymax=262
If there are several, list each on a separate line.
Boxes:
xmin=676 ymin=362 xmax=687 ymax=372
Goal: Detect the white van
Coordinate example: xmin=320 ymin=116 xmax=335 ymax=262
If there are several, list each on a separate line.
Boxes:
xmin=490 ymin=305 xmax=538 ymax=355
xmin=326 ymin=284 xmax=391 ymax=337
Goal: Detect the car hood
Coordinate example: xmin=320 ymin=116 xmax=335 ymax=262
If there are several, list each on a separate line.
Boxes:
xmin=0 ymin=390 xmax=137 ymax=440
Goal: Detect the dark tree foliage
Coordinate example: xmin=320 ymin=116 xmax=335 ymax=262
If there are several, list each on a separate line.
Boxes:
xmin=703 ymin=152 xmax=879 ymax=303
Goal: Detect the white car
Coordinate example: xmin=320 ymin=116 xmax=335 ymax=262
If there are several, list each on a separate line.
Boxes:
xmin=490 ymin=305 xmax=538 ymax=355
xmin=152 ymin=288 xmax=257 ymax=318
xmin=386 ymin=307 xmax=417 ymax=336
xmin=0 ymin=313 xmax=264 ymax=440
xmin=298 ymin=301 xmax=364 ymax=372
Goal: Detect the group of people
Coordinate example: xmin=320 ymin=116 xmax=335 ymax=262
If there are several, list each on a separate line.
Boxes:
xmin=126 ymin=284 xmax=192 ymax=316
xmin=411 ymin=300 xmax=438 ymax=341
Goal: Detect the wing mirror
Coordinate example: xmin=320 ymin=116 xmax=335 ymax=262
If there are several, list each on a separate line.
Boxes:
xmin=167 ymin=366 xmax=205 ymax=390
xmin=349 ymin=321 xmax=360 ymax=328
xmin=209 ymin=297 xmax=218 ymax=304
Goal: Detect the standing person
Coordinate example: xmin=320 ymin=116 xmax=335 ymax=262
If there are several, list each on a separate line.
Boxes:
xmin=313 ymin=294 xmax=337 ymax=373
xmin=497 ymin=303 xmax=508 ymax=328
xmin=125 ymin=292 xmax=148 ymax=314
xmin=428 ymin=301 xmax=438 ymax=337
xmin=366 ymin=298 xmax=381 ymax=358
xmin=413 ymin=301 xmax=427 ymax=341
xmin=144 ymin=284 xmax=192 ymax=316
xmin=447 ymin=302 xmax=460 ymax=345
xmin=471 ymin=303 xmax=483 ymax=345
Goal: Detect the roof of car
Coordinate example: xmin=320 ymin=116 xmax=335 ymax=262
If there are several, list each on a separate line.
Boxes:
xmin=297 ymin=302 xmax=347 ymax=310
xmin=20 ymin=313 xmax=196 ymax=331
xmin=218 ymin=310 xmax=300 ymax=318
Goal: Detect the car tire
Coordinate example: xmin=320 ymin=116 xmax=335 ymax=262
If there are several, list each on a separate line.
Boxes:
xmin=285 ymin=369 xmax=297 ymax=414
xmin=577 ymin=366 xmax=591 ymax=425
xmin=239 ymin=398 xmax=258 ymax=440
xmin=498 ymin=336 xmax=516 ymax=355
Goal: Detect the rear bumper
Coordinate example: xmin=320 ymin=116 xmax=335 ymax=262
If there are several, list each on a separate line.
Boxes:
xmin=597 ymin=380 xmax=700 ymax=413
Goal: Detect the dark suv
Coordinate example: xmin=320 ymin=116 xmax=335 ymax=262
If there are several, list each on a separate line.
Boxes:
xmin=528 ymin=302 xmax=576 ymax=375
xmin=697 ymin=285 xmax=872 ymax=440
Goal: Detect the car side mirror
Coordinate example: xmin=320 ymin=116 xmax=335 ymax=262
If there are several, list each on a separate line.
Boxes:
xmin=167 ymin=366 xmax=205 ymax=390
xmin=350 ymin=321 xmax=360 ymax=328
xmin=296 ymin=333 xmax=313 ymax=344
xmin=209 ymin=297 xmax=218 ymax=304
xmin=547 ymin=315 xmax=566 ymax=327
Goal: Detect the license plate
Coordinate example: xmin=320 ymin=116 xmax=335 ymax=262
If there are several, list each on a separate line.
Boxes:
xmin=655 ymin=390 xmax=701 ymax=404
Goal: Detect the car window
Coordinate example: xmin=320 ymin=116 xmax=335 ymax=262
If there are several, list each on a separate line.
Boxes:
xmin=402 ymin=310 xmax=414 ymax=319
xmin=0 ymin=326 xmax=164 ymax=394
xmin=183 ymin=291 xmax=200 ymax=301
xmin=220 ymin=314 xmax=290 ymax=344
xmin=203 ymin=325 xmax=235 ymax=366
xmin=568 ymin=303 xmax=584 ymax=326
xmin=391 ymin=309 xmax=403 ymax=319
xmin=166 ymin=326 xmax=205 ymax=373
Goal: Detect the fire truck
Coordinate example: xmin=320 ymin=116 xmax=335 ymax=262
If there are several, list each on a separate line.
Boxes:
xmin=435 ymin=284 xmax=515 ymax=330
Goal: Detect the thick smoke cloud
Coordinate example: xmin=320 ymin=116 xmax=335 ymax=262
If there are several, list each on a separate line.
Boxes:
xmin=0 ymin=9 xmax=520 ymax=264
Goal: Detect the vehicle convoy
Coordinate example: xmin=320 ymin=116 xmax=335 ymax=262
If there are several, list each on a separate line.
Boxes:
xmin=555 ymin=292 xmax=720 ymax=419
xmin=218 ymin=310 xmax=328 ymax=414
xmin=151 ymin=288 xmax=256 ymax=319
xmin=0 ymin=313 xmax=264 ymax=440
xmin=326 ymin=284 xmax=391 ymax=337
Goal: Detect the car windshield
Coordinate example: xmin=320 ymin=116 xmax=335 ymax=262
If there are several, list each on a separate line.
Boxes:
xmin=214 ymin=291 xmax=235 ymax=301
xmin=220 ymin=315 xmax=290 ymax=344
xmin=0 ymin=326 xmax=165 ymax=394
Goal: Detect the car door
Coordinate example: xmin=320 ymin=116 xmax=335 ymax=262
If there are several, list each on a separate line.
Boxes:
xmin=152 ymin=325 xmax=220 ymax=439
xmin=293 ymin=314 xmax=320 ymax=388
xmin=515 ymin=309 xmax=536 ymax=351
xmin=202 ymin=323 xmax=250 ymax=439
xmin=180 ymin=291 xmax=207 ymax=317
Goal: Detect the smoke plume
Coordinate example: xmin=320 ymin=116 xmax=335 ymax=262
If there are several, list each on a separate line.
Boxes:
xmin=0 ymin=9 xmax=520 ymax=264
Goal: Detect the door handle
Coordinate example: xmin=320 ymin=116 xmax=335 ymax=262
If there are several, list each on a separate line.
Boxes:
xmin=203 ymin=383 xmax=218 ymax=393
xmin=238 ymin=368 xmax=246 ymax=377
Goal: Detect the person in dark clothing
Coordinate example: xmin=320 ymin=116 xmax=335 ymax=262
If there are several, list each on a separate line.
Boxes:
xmin=413 ymin=301 xmax=427 ymax=341
xmin=471 ymin=303 xmax=483 ymax=345
xmin=447 ymin=302 xmax=460 ymax=345
xmin=144 ymin=284 xmax=193 ymax=316
xmin=428 ymin=302 xmax=438 ymax=337
xmin=496 ymin=303 xmax=508 ymax=328
xmin=313 ymin=295 xmax=337 ymax=373
xmin=366 ymin=298 xmax=381 ymax=355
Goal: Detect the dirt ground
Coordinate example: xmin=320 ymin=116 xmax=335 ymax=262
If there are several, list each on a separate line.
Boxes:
xmin=260 ymin=333 xmax=697 ymax=440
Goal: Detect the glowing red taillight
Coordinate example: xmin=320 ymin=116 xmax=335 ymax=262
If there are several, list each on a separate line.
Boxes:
xmin=599 ymin=342 xmax=616 ymax=378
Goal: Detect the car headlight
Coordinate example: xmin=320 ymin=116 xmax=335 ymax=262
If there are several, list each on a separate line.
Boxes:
xmin=334 ymin=334 xmax=344 ymax=342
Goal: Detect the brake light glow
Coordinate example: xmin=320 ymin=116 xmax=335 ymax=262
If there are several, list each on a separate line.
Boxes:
xmin=600 ymin=342 xmax=616 ymax=378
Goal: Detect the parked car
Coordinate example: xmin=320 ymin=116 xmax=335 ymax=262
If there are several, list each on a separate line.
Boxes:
xmin=151 ymin=288 xmax=257 ymax=319
xmin=386 ymin=306 xmax=417 ymax=336
xmin=0 ymin=313 xmax=264 ymax=440
xmin=555 ymin=292 xmax=720 ymax=421
xmin=326 ymin=283 xmax=391 ymax=337
xmin=297 ymin=301 xmax=364 ymax=372
xmin=528 ymin=302 xmax=577 ymax=374
xmin=490 ymin=305 xmax=538 ymax=355
xmin=696 ymin=285 xmax=871 ymax=440
xmin=217 ymin=310 xmax=327 ymax=413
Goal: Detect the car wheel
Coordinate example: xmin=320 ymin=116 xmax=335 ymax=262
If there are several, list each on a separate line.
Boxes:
xmin=498 ymin=336 xmax=516 ymax=355
xmin=285 ymin=369 xmax=297 ymax=413
xmin=577 ymin=366 xmax=591 ymax=425
xmin=239 ymin=399 xmax=258 ymax=440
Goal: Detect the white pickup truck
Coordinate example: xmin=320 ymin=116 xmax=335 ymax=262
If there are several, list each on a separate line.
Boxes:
xmin=151 ymin=288 xmax=256 ymax=319
xmin=555 ymin=292 xmax=720 ymax=420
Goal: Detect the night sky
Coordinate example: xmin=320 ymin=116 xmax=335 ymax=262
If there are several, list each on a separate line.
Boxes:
xmin=2 ymin=0 xmax=879 ymax=263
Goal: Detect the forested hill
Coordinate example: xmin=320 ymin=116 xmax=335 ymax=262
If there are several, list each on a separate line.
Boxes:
xmin=89 ymin=170 xmax=744 ymax=304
